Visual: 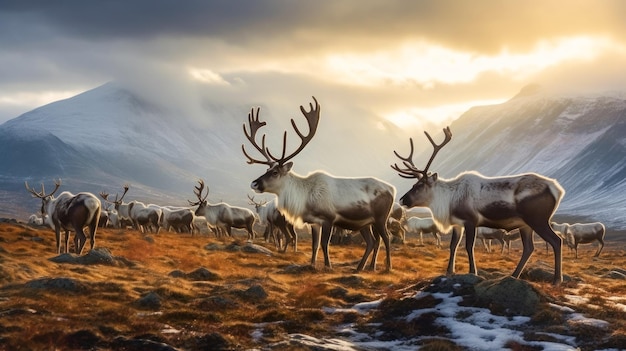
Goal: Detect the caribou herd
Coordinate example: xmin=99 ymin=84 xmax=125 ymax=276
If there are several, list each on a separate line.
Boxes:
xmin=23 ymin=97 xmax=611 ymax=285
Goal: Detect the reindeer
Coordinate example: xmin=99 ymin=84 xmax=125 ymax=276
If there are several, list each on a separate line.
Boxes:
xmin=242 ymin=96 xmax=396 ymax=271
xmin=392 ymin=127 xmax=565 ymax=284
xmin=158 ymin=206 xmax=195 ymax=234
xmin=405 ymin=216 xmax=442 ymax=247
xmin=563 ymin=222 xmax=605 ymax=259
xmin=248 ymin=195 xmax=298 ymax=252
xmin=25 ymin=179 xmax=101 ymax=254
xmin=476 ymin=227 xmax=507 ymax=254
xmin=189 ymin=180 xmax=257 ymax=240
xmin=100 ymin=185 xmax=131 ymax=229
xmin=100 ymin=185 xmax=161 ymax=233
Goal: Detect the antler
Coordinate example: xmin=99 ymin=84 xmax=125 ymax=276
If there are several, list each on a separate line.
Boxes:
xmin=25 ymin=179 xmax=62 ymax=198
xmin=392 ymin=127 xmax=452 ymax=179
xmin=242 ymin=107 xmax=274 ymax=166
xmin=247 ymin=194 xmax=267 ymax=207
xmin=188 ymin=179 xmax=209 ymax=206
xmin=118 ymin=184 xmax=130 ymax=203
xmin=242 ymin=96 xmax=320 ymax=166
xmin=100 ymin=184 xmax=130 ymax=205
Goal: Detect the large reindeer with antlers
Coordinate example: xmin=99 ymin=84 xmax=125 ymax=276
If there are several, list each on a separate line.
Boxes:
xmin=25 ymin=179 xmax=101 ymax=254
xmin=392 ymin=127 xmax=565 ymax=284
xmin=189 ymin=180 xmax=257 ymax=240
xmin=242 ymin=96 xmax=396 ymax=271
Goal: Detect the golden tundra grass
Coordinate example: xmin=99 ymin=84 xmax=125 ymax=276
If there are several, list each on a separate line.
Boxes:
xmin=0 ymin=222 xmax=625 ymax=350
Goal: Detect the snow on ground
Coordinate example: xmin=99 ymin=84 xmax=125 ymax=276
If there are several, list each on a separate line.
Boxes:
xmin=263 ymin=282 xmax=615 ymax=350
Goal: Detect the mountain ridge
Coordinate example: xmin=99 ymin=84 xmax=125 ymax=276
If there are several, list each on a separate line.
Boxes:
xmin=1 ymin=83 xmax=625 ymax=230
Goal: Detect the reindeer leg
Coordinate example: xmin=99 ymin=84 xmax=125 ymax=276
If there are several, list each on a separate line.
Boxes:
xmin=595 ymin=237 xmax=604 ymax=257
xmin=357 ymin=226 xmax=374 ymax=272
xmin=310 ymin=225 xmax=321 ymax=268
xmin=369 ymin=227 xmax=382 ymax=271
xmin=464 ymin=223 xmax=477 ymax=275
xmin=447 ymin=227 xmax=463 ymax=275
xmin=376 ymin=221 xmax=392 ymax=272
xmin=64 ymin=230 xmax=71 ymax=254
xmin=512 ymin=226 xmax=534 ymax=278
xmin=54 ymin=226 xmax=62 ymax=254
xmin=88 ymin=217 xmax=98 ymax=252
xmin=288 ymin=224 xmax=298 ymax=252
xmin=321 ymin=223 xmax=333 ymax=269
xmin=497 ymin=238 xmax=505 ymax=254
xmin=75 ymin=229 xmax=86 ymax=255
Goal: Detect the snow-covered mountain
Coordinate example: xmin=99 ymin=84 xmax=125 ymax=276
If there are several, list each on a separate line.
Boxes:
xmin=1 ymin=83 xmax=625 ymax=230
xmin=397 ymin=85 xmax=626 ymax=230
xmin=0 ymin=82 xmax=404 ymax=217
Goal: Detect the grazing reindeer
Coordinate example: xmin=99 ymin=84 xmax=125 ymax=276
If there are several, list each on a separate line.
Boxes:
xmin=189 ymin=180 xmax=256 ymax=240
xmin=563 ymin=222 xmax=605 ymax=259
xmin=476 ymin=227 xmax=507 ymax=254
xmin=405 ymin=216 xmax=442 ymax=247
xmin=248 ymin=195 xmax=298 ymax=252
xmin=242 ymin=96 xmax=396 ymax=271
xmin=25 ymin=179 xmax=101 ymax=254
xmin=392 ymin=127 xmax=565 ymax=284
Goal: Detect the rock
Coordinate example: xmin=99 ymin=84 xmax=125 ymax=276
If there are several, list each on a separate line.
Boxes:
xmin=188 ymin=332 xmax=232 ymax=351
xmin=110 ymin=336 xmax=179 ymax=351
xmin=241 ymin=243 xmax=274 ymax=255
xmin=474 ymin=276 xmax=543 ymax=316
xmin=168 ymin=270 xmax=186 ymax=278
xmin=25 ymin=277 xmax=87 ymax=293
xmin=135 ymin=292 xmax=162 ymax=310
xmin=603 ymin=270 xmax=626 ymax=280
xmin=62 ymin=329 xmax=101 ymax=350
xmin=186 ymin=267 xmax=221 ymax=281
xmin=425 ymin=274 xmax=484 ymax=295
xmin=237 ymin=285 xmax=268 ymax=301
xmin=49 ymin=248 xmax=135 ymax=267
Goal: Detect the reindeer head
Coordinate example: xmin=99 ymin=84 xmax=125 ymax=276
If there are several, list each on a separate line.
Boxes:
xmin=242 ymin=97 xmax=320 ymax=195
xmin=99 ymin=184 xmax=129 ymax=211
xmin=247 ymin=194 xmax=267 ymax=212
xmin=25 ymin=179 xmax=62 ymax=216
xmin=392 ymin=127 xmax=452 ymax=207
xmin=188 ymin=179 xmax=209 ymax=215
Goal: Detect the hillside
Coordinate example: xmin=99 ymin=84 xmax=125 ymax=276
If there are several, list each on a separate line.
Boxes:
xmin=0 ymin=221 xmax=625 ymax=350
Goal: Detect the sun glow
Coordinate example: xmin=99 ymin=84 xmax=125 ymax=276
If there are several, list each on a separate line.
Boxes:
xmin=324 ymin=36 xmax=618 ymax=88
xmin=384 ymin=99 xmax=506 ymax=130
xmin=188 ymin=67 xmax=230 ymax=85
xmin=0 ymin=90 xmax=83 ymax=107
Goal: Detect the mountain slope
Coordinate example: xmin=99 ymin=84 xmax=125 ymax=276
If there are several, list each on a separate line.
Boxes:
xmin=0 ymin=82 xmax=403 ymax=218
xmin=1 ymin=83 xmax=625 ymax=230
xmin=407 ymin=89 xmax=626 ymax=229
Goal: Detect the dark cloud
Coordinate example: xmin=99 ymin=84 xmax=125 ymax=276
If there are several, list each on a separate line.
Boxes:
xmin=1 ymin=0 xmax=625 ymax=124
xmin=2 ymin=0 xmax=625 ymax=52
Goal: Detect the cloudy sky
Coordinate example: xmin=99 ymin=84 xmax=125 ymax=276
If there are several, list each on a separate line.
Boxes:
xmin=1 ymin=0 xmax=626 ymax=128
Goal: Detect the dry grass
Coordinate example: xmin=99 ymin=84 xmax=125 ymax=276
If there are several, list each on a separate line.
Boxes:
xmin=0 ymin=222 xmax=625 ymax=350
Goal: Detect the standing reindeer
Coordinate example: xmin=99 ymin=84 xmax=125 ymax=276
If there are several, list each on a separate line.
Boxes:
xmin=242 ymin=96 xmax=396 ymax=271
xmin=188 ymin=180 xmax=257 ymax=240
xmin=100 ymin=185 xmax=131 ymax=229
xmin=25 ymin=179 xmax=101 ymax=254
xmin=100 ymin=185 xmax=161 ymax=233
xmin=248 ymin=195 xmax=298 ymax=252
xmin=392 ymin=127 xmax=565 ymax=284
